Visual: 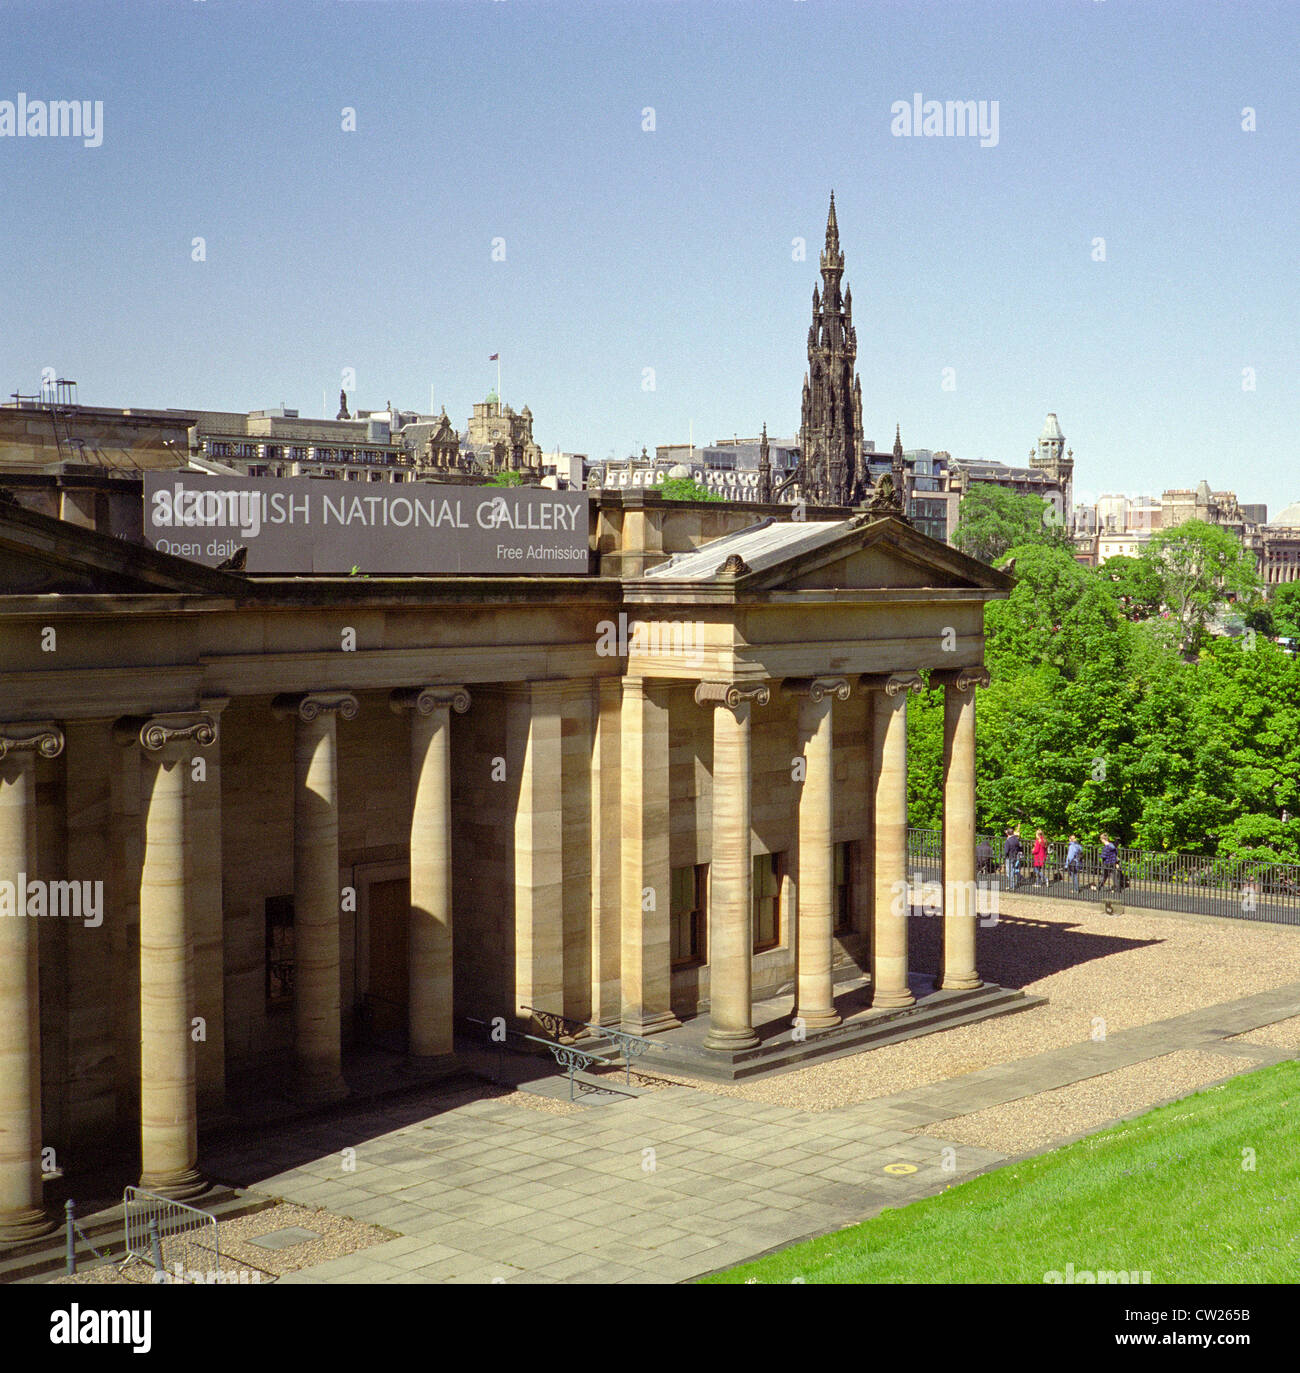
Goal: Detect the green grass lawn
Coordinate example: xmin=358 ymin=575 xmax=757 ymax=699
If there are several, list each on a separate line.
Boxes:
xmin=702 ymin=1059 xmax=1300 ymax=1284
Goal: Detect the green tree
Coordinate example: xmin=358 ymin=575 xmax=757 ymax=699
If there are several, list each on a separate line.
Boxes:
xmin=486 ymin=470 xmax=524 ymax=487
xmin=1142 ymin=519 xmax=1259 ymax=650
xmin=1095 ymin=554 xmax=1164 ymax=622
xmin=952 ymin=484 xmax=1073 ymax=565
xmin=1268 ymin=582 xmax=1300 ymax=641
xmin=656 ymin=477 xmax=725 ymax=502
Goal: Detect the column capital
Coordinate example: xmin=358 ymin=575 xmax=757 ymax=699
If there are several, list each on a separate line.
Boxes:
xmin=783 ymin=676 xmax=851 ymax=703
xmin=0 ymin=722 xmax=64 ymax=761
xmin=113 ymin=712 xmax=217 ymax=751
xmin=694 ymin=680 xmax=770 ymax=710
xmin=860 ymin=671 xmax=925 ymax=697
xmin=390 ymin=685 xmax=471 ymax=716
xmin=931 ymin=665 xmax=991 ymax=692
xmin=272 ymin=691 xmax=359 ymax=723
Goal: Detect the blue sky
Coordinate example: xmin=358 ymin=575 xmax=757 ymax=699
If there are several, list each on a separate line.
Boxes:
xmin=2 ymin=0 xmax=1297 ymax=512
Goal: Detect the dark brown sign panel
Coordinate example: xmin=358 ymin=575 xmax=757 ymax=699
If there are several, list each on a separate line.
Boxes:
xmin=143 ymin=473 xmax=590 ymax=574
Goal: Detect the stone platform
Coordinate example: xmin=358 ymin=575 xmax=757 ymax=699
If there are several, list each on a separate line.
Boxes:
xmin=632 ymin=971 xmax=1044 ymax=1082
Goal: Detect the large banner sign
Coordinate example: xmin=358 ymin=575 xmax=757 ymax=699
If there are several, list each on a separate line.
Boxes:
xmin=143 ymin=474 xmax=590 ymax=574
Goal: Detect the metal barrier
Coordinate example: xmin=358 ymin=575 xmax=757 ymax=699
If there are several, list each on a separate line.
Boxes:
xmin=63 ymin=1199 xmax=108 ymax=1276
xmin=465 ymin=1015 xmax=638 ymax=1101
xmin=907 ymin=828 xmax=1300 ymax=925
xmin=521 ymin=1005 xmax=660 ymax=1085
xmin=122 ymin=1187 xmax=218 ymax=1283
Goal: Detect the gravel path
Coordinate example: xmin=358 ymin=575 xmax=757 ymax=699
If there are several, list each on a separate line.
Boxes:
xmin=645 ymin=898 xmax=1300 ymax=1112
xmin=1229 ymin=1013 xmax=1300 ymax=1049
xmin=923 ymin=1049 xmax=1251 ymax=1153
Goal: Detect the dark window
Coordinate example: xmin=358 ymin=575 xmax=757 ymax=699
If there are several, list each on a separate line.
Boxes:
xmin=834 ymin=841 xmax=854 ymax=935
xmin=753 ymin=853 xmax=782 ymax=952
xmin=671 ymin=864 xmax=707 ymax=967
xmin=266 ymin=896 xmax=295 ymax=1007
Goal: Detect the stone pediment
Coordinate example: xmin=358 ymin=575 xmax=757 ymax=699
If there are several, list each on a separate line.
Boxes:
xmin=0 ymin=492 xmax=249 ymax=596
xmin=635 ymin=514 xmax=1011 ymax=599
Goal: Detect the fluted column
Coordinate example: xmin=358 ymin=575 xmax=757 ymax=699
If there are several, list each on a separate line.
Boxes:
xmin=785 ymin=678 xmax=851 ymax=1030
xmin=696 ymin=680 xmax=769 ymax=1051
xmin=619 ymin=679 xmax=679 ymax=1034
xmin=0 ymin=725 xmax=63 ymax=1241
xmin=864 ymin=672 xmax=923 ymax=1008
xmin=117 ymin=713 xmax=217 ymax=1200
xmin=937 ymin=667 xmax=989 ymax=990
xmin=391 ymin=686 xmax=469 ymax=1060
xmin=273 ymin=692 xmax=357 ymax=1103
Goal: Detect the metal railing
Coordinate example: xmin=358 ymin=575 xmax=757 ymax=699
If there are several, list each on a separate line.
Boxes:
xmin=122 ymin=1187 xmax=218 ymax=1283
xmin=906 ymin=828 xmax=1300 ymax=924
xmin=520 ymin=1005 xmax=662 ymax=1085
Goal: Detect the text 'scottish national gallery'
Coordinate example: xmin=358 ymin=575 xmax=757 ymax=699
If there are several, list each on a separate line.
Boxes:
xmin=0 ymin=198 xmax=1026 ymax=1244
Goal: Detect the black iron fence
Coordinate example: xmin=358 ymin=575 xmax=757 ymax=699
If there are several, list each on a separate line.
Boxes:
xmin=906 ymin=828 xmax=1300 ymax=926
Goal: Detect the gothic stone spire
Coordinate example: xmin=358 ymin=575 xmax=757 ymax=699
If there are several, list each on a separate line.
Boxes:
xmin=799 ymin=192 xmax=865 ymax=507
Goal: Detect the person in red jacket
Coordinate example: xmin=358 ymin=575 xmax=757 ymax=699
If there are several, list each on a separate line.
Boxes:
xmin=1032 ymin=828 xmax=1049 ymax=886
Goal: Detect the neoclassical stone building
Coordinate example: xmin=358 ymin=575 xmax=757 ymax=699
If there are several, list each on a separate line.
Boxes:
xmin=0 ymin=488 xmax=1010 ymax=1241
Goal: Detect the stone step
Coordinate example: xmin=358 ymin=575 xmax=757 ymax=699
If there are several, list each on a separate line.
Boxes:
xmin=637 ymin=985 xmax=1045 ymax=1083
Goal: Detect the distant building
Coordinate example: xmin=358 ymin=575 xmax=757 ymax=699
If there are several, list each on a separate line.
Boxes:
xmin=187 ymin=405 xmax=418 ymax=482
xmin=462 ymin=391 xmax=543 ymax=474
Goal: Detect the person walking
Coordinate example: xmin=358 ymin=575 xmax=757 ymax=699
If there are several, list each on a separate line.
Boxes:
xmin=1003 ymin=826 xmax=1022 ymax=888
xmin=1097 ymin=832 xmax=1119 ymax=890
xmin=975 ymin=837 xmax=993 ymax=876
xmin=1066 ymin=833 xmax=1083 ymax=894
xmin=1032 ymin=829 xmax=1049 ymax=886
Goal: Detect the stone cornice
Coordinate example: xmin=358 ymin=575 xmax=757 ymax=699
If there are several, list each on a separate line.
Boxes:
xmin=782 ymin=676 xmax=852 ymax=702
xmin=390 ymin=685 xmax=471 ymax=716
xmin=0 ymin=722 xmax=65 ymax=760
xmin=693 ymin=680 xmax=771 ymax=710
xmin=271 ymin=692 xmax=360 ymax=724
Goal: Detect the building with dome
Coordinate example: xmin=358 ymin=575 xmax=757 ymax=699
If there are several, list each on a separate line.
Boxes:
xmin=1260 ymin=501 xmax=1300 ymax=586
xmin=464 ymin=392 xmax=543 ymax=474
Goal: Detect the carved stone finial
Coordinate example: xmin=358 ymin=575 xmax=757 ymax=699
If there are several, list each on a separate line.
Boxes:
xmin=715 ymin=553 xmax=752 ymax=577
xmin=865 ymin=472 xmax=906 ymax=519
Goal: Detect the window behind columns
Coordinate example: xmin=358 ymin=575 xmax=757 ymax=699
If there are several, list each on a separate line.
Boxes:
xmin=670 ymin=864 xmax=708 ymax=968
xmin=834 ymin=841 xmax=854 ymax=935
xmin=265 ymin=896 xmax=295 ymax=1008
xmin=752 ymin=853 xmax=783 ymax=952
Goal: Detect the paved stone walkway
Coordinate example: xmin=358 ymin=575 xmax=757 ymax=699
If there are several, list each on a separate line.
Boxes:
xmin=205 ymin=980 xmax=1300 ymax=1284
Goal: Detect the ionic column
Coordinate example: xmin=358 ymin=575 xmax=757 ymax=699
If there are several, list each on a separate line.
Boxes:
xmin=864 ymin=672 xmax=923 ymax=1008
xmin=696 ymin=680 xmax=769 ymax=1051
xmin=390 ymin=686 xmax=469 ymax=1060
xmin=619 ymin=679 xmax=679 ymax=1034
xmin=273 ymin=692 xmax=357 ymax=1103
xmin=785 ymin=678 xmax=851 ymax=1030
xmin=936 ymin=667 xmax=989 ymax=990
xmin=0 ymin=724 xmax=63 ymax=1242
xmin=118 ymin=713 xmax=217 ymax=1200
